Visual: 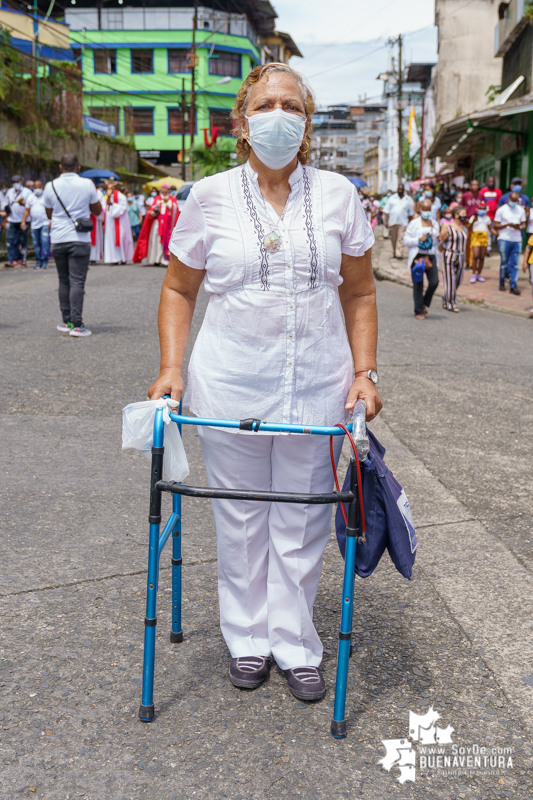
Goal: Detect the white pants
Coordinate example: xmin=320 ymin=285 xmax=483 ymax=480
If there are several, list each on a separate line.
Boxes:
xmin=198 ymin=426 xmax=344 ymax=670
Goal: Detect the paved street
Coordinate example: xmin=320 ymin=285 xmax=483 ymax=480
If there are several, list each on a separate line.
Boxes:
xmin=1 ymin=242 xmax=533 ymax=800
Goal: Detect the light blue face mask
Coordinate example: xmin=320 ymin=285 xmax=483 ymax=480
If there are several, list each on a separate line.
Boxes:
xmin=424 ymin=190 xmax=432 ymax=198
xmin=477 ymin=209 xmax=487 ymax=216
xmin=246 ymin=108 xmax=306 ymax=170
xmin=421 ymin=210 xmax=432 ymax=219
xmin=509 ymin=200 xmax=517 ymax=208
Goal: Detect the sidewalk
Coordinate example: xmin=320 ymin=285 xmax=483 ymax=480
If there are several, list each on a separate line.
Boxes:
xmin=374 ymin=226 xmax=533 ymax=317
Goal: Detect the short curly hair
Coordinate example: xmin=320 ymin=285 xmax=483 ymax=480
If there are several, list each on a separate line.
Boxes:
xmin=230 ymin=63 xmax=316 ymax=165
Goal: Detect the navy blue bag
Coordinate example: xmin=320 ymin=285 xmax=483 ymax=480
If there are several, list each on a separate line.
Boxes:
xmin=335 ymin=429 xmax=417 ymax=579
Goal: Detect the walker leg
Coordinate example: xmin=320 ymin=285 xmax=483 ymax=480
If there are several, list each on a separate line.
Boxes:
xmin=170 ymin=492 xmax=183 ymax=643
xmin=139 ymin=411 xmax=165 ymax=722
xmin=331 ymin=457 xmax=358 ymax=739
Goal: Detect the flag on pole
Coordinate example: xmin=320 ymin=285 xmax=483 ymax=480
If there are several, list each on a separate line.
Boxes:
xmin=408 ymin=105 xmax=421 ymax=158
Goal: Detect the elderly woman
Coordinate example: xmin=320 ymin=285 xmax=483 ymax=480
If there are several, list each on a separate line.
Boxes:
xmin=148 ymin=63 xmax=382 ymax=701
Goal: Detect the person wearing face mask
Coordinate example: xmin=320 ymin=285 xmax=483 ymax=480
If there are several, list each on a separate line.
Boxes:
xmin=439 ymin=206 xmax=468 ymax=311
xmin=497 ymin=178 xmax=530 ymax=209
xmin=134 ymin=190 xmax=146 ymax=218
xmin=479 ymin=176 xmax=501 ymax=220
xmin=4 ymin=174 xmax=32 ymax=268
xmin=148 ymin=63 xmax=381 ymax=702
xmin=126 ymin=191 xmax=142 ymax=240
xmin=403 ymin=198 xmax=440 ymax=319
xmin=467 ymin=201 xmax=491 ymax=282
xmin=21 ymin=181 xmax=51 ymax=269
xmin=493 ymin=190 xmax=527 ymax=294
xmin=383 ymin=183 xmax=414 ymax=258
xmin=420 ymin=185 xmax=441 ymax=221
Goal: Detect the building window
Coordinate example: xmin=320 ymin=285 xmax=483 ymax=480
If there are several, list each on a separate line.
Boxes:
xmin=132 ymin=107 xmax=154 ymax=134
xmin=168 ymin=49 xmax=190 ymax=74
xmin=131 ymin=49 xmax=153 ymax=74
xmin=209 ymin=108 xmax=234 ymax=137
xmin=107 ymin=10 xmax=123 ymax=30
xmin=94 ymin=49 xmax=116 ymax=74
xmin=336 ymin=150 xmax=348 ymax=158
xmin=89 ymin=106 xmax=120 ymax=132
xmin=208 ymin=50 xmax=241 ymax=78
xmin=168 ymin=108 xmax=185 ymax=135
xmin=337 ymin=136 xmax=348 ymax=145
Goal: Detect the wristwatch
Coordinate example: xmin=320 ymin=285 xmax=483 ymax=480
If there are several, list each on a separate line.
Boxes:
xmin=355 ymin=369 xmax=379 ymax=385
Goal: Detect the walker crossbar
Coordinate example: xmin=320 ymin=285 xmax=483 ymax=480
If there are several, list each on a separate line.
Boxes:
xmin=139 ymin=404 xmax=361 ymax=739
xmin=157 ymin=480 xmax=354 ymax=505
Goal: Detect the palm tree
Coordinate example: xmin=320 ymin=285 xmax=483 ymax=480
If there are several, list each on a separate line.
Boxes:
xmin=191 ymin=139 xmax=236 ymax=178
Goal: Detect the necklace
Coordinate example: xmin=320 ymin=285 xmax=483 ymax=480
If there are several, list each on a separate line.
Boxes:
xmin=261 ymin=189 xmax=291 ymax=253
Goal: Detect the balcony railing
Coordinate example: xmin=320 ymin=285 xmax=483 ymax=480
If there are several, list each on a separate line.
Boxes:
xmin=495 ymin=0 xmax=527 ymax=56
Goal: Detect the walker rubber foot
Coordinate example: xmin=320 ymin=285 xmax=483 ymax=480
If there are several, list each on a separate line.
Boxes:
xmin=330 ymin=719 xmax=347 ymax=738
xmin=170 ymin=630 xmax=184 ymax=643
xmin=138 ymin=704 xmax=154 ymax=722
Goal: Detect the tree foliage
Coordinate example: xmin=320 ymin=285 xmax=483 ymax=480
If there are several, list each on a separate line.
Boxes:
xmin=191 ymin=139 xmax=237 ymax=178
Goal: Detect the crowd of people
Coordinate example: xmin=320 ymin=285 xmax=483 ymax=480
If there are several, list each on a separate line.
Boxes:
xmin=0 ymin=153 xmax=183 ymax=338
xmin=0 ymin=172 xmax=182 ymax=271
xmin=371 ymin=175 xmax=533 ymax=319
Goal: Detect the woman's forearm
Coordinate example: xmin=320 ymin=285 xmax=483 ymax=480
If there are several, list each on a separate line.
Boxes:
xmin=342 ymin=292 xmax=378 ymax=373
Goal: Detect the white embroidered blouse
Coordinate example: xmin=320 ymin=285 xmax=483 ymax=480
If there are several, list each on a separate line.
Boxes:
xmin=169 ymin=160 xmax=374 ymax=428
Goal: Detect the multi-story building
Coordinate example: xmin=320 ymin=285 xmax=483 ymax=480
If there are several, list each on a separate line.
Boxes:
xmin=310 ymin=104 xmax=385 ymax=177
xmin=363 ymin=146 xmax=379 ymax=193
xmin=377 ymin=62 xmax=434 ymax=191
xmin=37 ymin=0 xmax=299 ymax=170
xmin=426 ymin=0 xmax=533 ymax=192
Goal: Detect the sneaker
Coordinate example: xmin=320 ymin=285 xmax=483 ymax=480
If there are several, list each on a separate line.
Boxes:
xmin=57 ymin=322 xmax=74 ymax=332
xmin=229 ymin=656 xmax=270 ymax=689
xmin=499 ymin=281 xmax=506 ymax=291
xmin=477 ymin=275 xmax=485 ymax=282
xmin=510 ymin=286 xmax=521 ymax=295
xmin=470 ymin=274 xmax=477 ymax=283
xmin=69 ymin=325 xmax=92 ymax=337
xmin=34 ymin=263 xmax=41 ymax=270
xmin=285 ymin=666 xmax=326 ymax=701
xmin=4 ymin=262 xmax=14 ymax=268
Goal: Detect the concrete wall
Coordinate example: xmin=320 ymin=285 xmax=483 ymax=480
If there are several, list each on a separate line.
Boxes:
xmin=434 ymin=0 xmax=502 ymax=127
xmin=0 ymin=115 xmax=138 ymax=185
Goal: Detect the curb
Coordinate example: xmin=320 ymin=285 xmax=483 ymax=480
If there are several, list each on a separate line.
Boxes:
xmin=373 ymin=262 xmax=532 ymax=320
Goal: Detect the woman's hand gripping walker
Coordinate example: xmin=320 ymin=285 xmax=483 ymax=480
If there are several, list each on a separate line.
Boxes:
xmin=136 ymin=400 xmax=369 ymax=739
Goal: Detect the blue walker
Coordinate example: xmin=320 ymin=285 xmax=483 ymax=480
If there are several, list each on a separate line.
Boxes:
xmin=138 ymin=403 xmax=367 ymax=739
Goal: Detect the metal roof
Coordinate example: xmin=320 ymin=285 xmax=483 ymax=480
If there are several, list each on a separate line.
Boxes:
xmin=426 ymin=91 xmax=533 ymax=160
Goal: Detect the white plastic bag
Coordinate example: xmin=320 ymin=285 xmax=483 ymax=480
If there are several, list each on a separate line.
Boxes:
xmin=122 ymin=398 xmax=189 ymax=482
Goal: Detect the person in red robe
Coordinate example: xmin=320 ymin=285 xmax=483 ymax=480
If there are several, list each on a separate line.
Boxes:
xmin=133 ymin=185 xmax=180 ymax=266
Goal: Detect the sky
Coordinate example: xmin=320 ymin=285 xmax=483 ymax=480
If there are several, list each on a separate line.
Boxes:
xmin=272 ymin=0 xmax=438 ymax=107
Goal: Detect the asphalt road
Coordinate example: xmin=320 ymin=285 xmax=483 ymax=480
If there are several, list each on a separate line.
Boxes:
xmin=0 ymin=247 xmax=532 ymax=800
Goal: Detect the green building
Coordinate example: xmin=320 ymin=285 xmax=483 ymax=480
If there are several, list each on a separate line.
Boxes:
xmin=45 ymin=0 xmax=300 ymax=172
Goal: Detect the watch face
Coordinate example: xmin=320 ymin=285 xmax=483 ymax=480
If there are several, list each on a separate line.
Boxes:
xmin=368 ymin=369 xmax=379 ymax=385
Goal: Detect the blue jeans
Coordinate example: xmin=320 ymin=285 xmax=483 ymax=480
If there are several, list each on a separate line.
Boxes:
xmin=497 ymin=239 xmax=520 ymax=288
xmin=32 ymin=225 xmax=50 ymax=267
xmin=6 ymin=221 xmax=28 ymax=264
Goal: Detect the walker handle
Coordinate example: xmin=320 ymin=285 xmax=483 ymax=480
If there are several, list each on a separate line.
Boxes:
xmin=352 ymin=399 xmax=369 ymax=460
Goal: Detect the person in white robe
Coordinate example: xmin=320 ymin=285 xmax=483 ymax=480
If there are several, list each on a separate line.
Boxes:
xmin=103 ymin=181 xmax=134 ymax=264
xmin=90 ymin=185 xmax=105 ymax=263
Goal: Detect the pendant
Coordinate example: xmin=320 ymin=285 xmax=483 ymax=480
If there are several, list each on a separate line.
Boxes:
xmin=263 ymin=231 xmax=281 ymax=253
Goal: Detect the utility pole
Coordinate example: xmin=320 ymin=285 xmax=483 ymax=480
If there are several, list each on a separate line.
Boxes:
xmin=397 ymin=33 xmax=403 ymax=185
xmin=181 ymin=78 xmax=187 ymax=181
xmin=189 ymin=1 xmax=198 ymax=179
xmin=33 ymin=0 xmax=41 ymax=112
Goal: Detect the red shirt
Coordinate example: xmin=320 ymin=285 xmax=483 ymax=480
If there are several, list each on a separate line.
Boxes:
xmin=479 ymin=186 xmax=502 ymax=219
xmin=461 ymin=191 xmax=482 ymax=218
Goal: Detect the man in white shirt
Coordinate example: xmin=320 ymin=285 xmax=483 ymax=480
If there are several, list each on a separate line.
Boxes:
xmin=5 ymin=174 xmax=32 ymax=267
xmin=21 ymin=180 xmax=51 ymax=269
xmin=43 ymin=153 xmax=102 ymax=337
xmin=383 ymin=183 xmax=414 ymax=259
xmin=493 ymin=190 xmax=527 ymax=295
xmin=134 ymin=192 xmax=146 ymax=217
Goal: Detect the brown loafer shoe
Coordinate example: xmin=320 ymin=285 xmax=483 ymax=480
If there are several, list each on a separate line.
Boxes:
xmin=285 ymin=666 xmax=326 ymax=701
xmin=229 ymin=656 xmax=270 ymax=689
